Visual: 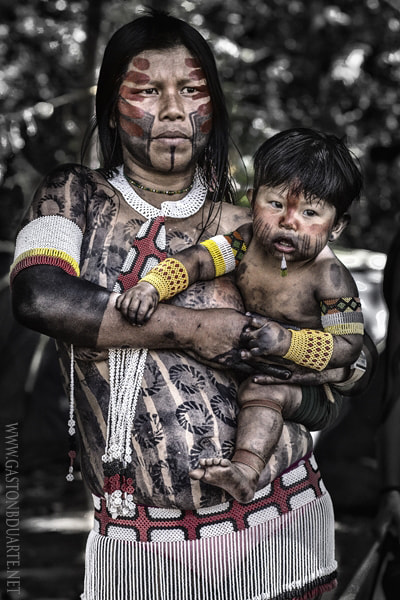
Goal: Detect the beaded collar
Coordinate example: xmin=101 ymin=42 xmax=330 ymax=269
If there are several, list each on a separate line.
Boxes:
xmin=108 ymin=165 xmax=208 ymax=220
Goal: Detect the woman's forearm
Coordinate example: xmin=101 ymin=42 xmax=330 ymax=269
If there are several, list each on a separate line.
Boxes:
xmin=11 ymin=265 xmax=250 ymax=358
xmin=99 ymin=292 xmax=250 ymax=360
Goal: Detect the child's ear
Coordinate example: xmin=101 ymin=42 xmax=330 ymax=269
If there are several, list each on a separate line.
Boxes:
xmin=329 ymin=213 xmax=350 ymax=242
xmin=246 ymin=188 xmax=254 ymax=206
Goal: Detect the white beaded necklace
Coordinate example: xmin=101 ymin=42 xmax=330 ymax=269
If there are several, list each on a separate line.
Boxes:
xmin=109 ymin=165 xmax=208 ymax=220
xmin=101 ymin=165 xmax=208 ymax=517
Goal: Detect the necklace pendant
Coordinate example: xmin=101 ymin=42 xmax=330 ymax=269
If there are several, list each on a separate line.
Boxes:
xmin=280 ymin=254 xmax=288 ymax=277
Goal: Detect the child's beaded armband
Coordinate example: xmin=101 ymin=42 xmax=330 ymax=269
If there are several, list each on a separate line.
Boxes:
xmin=283 ymin=297 xmax=364 ymax=371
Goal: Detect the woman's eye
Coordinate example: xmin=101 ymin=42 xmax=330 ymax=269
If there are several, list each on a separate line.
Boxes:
xmin=182 ymin=86 xmax=196 ymax=94
xmin=141 ymin=88 xmax=157 ymax=95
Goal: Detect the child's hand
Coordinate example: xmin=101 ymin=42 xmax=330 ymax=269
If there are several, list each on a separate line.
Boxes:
xmin=239 ymin=314 xmax=292 ymax=358
xmin=115 ymin=281 xmax=159 ymax=325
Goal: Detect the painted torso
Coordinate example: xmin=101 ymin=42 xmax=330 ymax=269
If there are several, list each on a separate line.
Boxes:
xmin=41 ymin=164 xmax=249 ymax=509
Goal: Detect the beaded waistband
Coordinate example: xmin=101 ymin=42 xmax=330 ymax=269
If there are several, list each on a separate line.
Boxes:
xmin=93 ymin=453 xmax=322 ymax=543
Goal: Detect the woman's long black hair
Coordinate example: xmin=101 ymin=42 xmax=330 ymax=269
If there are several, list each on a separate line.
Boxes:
xmin=82 ymin=9 xmax=236 ymax=208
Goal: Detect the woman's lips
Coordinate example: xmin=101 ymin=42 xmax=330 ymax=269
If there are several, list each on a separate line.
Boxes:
xmin=152 ymin=131 xmax=191 ymax=146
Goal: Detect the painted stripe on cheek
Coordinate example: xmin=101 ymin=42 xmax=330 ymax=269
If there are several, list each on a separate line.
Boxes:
xmin=198 ymin=101 xmax=212 ymax=116
xmin=118 ymin=101 xmax=145 ymax=137
xmin=120 ymin=118 xmax=144 ymax=138
xmin=193 ymin=90 xmax=211 ymax=102
xmin=118 ymin=98 xmax=145 ymax=118
xmin=200 ymin=119 xmax=212 ymax=134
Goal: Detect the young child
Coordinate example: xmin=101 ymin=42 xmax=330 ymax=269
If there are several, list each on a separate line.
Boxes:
xmin=116 ymin=128 xmax=365 ymax=503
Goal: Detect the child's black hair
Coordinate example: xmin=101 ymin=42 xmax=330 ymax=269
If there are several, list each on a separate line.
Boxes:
xmin=253 ymin=128 xmax=362 ymax=219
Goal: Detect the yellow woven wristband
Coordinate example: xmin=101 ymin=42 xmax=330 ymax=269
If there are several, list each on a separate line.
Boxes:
xmin=283 ymin=329 xmax=334 ymax=371
xmin=200 ymin=239 xmax=227 ymax=277
xmin=139 ymin=258 xmax=189 ymax=302
xmin=323 ymin=322 xmax=364 ymax=335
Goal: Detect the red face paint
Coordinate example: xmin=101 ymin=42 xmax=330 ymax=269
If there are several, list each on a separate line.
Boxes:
xmin=117 ymin=47 xmax=212 ymax=173
xmin=252 ymin=186 xmax=337 ymax=264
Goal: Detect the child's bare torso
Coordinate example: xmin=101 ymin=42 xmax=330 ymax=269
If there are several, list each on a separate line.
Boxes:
xmin=236 ymin=239 xmax=353 ymax=329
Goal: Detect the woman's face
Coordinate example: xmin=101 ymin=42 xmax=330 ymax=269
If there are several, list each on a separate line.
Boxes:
xmin=117 ymin=45 xmax=212 ymax=175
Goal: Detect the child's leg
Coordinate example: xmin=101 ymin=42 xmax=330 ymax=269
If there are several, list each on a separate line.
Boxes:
xmin=189 ymin=379 xmax=302 ymax=504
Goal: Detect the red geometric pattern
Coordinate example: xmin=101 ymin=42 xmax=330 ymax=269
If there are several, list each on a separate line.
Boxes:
xmin=114 ymin=216 xmax=167 ymax=293
xmin=95 ymin=453 xmax=322 ymax=542
xmin=10 ymin=254 xmax=78 ymax=284
xmin=223 ymin=230 xmax=247 ymax=266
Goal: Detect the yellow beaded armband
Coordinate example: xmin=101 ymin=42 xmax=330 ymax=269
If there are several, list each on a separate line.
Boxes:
xmin=200 ymin=238 xmax=228 ymax=277
xmin=139 ymin=258 xmax=189 ymax=302
xmin=200 ymin=232 xmax=247 ymax=277
xmin=283 ymin=329 xmax=334 ymax=371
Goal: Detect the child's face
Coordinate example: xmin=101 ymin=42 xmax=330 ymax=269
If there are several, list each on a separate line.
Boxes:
xmin=250 ymin=185 xmax=346 ymax=263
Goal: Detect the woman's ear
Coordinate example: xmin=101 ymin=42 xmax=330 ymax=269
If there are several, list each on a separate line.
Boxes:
xmin=329 ymin=213 xmax=350 ymax=242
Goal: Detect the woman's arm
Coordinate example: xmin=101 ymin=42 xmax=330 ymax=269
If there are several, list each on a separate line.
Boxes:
xmin=12 ymin=264 xmax=369 ymax=389
xmin=11 ymin=265 xmax=251 ymax=360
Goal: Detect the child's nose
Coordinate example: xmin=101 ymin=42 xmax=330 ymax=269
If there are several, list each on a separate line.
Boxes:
xmin=280 ymin=210 xmax=297 ymax=229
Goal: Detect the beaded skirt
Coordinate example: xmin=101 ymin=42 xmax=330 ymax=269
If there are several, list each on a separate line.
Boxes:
xmin=82 ymin=454 xmax=337 ymax=600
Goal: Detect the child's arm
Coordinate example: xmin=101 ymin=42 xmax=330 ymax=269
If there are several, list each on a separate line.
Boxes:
xmin=116 ymin=225 xmax=251 ymax=325
xmin=240 ymin=306 xmax=364 ymax=372
xmin=115 ymin=245 xmax=214 ymax=325
xmin=240 ymin=262 xmax=364 ymax=372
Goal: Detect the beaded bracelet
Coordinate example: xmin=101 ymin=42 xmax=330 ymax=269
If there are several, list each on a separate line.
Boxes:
xmin=283 ymin=328 xmax=334 ymax=371
xmin=200 ymin=238 xmax=230 ymax=276
xmin=139 ymin=257 xmax=189 ymax=301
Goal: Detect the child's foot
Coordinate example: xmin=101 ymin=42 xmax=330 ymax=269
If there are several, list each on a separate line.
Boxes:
xmin=189 ymin=457 xmax=258 ymax=504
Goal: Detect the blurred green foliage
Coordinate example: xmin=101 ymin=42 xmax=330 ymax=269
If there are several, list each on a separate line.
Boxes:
xmin=1 ymin=0 xmax=400 ymax=252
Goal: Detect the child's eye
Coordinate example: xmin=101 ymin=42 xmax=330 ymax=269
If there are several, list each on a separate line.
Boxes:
xmin=270 ymin=200 xmax=283 ymax=209
xmin=304 ymin=209 xmax=317 ymax=217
